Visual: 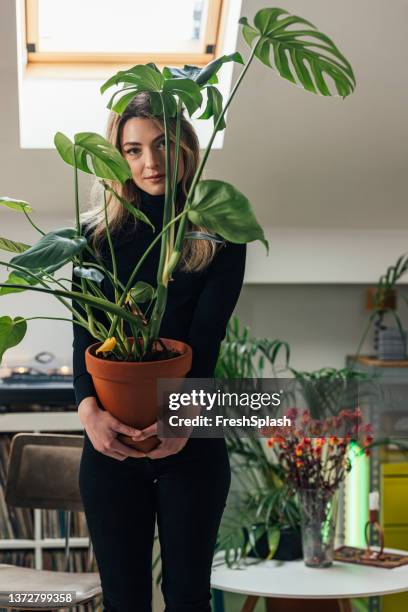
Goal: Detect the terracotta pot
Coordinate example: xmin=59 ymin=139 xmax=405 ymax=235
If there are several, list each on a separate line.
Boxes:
xmin=365 ymin=287 xmax=397 ymax=311
xmin=85 ymin=337 xmax=192 ymax=452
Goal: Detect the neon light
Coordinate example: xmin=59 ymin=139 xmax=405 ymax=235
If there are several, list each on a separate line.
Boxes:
xmin=345 ymin=442 xmax=369 ymax=547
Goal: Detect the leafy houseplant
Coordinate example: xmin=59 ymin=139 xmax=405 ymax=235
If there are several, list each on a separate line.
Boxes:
xmin=358 ymin=254 xmax=408 ymax=357
xmin=214 ymin=315 xmax=290 ymax=378
xmin=213 ymin=327 xmax=372 ymax=566
xmin=289 ymin=366 xmax=372 ymax=420
xmin=0 ymin=8 xmax=355 ymax=449
xmin=213 ymin=316 xmax=298 ymax=565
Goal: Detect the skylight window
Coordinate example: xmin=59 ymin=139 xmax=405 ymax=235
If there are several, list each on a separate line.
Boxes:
xmin=17 ymin=0 xmax=243 ymax=148
xmin=25 ymin=0 xmax=224 ymax=65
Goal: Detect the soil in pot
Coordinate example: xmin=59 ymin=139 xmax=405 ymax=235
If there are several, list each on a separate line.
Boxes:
xmin=90 ymin=338 xmax=182 ymax=362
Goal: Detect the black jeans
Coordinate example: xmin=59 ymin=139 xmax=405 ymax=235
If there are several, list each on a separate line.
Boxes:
xmin=79 ymin=432 xmax=231 ymax=612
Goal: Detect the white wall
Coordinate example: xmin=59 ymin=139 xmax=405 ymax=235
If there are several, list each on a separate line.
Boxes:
xmin=236 ymin=284 xmax=408 ymax=372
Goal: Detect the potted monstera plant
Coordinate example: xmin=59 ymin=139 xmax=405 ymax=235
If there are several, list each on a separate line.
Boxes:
xmin=0 ymin=8 xmax=355 ymax=450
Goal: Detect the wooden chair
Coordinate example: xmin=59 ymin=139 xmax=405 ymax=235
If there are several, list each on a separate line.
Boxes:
xmin=1 ymin=433 xmax=101 ymax=611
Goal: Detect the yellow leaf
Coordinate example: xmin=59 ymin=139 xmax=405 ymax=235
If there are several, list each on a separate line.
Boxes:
xmin=96 ymin=337 xmax=117 ymax=354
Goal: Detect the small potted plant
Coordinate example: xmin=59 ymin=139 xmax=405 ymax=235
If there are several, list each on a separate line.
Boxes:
xmin=0 ymin=8 xmax=355 ymax=450
xmin=358 ymin=254 xmax=408 ymax=358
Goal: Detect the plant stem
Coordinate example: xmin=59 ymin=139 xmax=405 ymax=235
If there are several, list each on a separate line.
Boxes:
xmin=149 ymin=97 xmax=184 ymax=341
xmin=22 ymin=209 xmax=46 ymax=236
xmin=102 ymin=189 xmax=119 ymax=303
xmin=101 ymin=188 xmax=129 ymax=352
xmin=0 ymin=281 xmax=146 ymax=333
xmin=0 ymin=259 xmax=91 ymax=329
xmin=170 ymin=99 xmax=183 ymax=249
xmin=169 ymin=44 xmax=258 ymax=278
xmin=72 ymin=144 xmax=99 ymax=338
xmin=191 ymin=45 xmax=258 ymax=199
xmin=79 ymin=252 xmax=127 ymax=292
xmin=107 ymin=210 xmax=186 ymax=337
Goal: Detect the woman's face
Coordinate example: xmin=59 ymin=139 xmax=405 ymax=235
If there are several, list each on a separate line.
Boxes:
xmin=121 ymin=117 xmax=184 ymax=195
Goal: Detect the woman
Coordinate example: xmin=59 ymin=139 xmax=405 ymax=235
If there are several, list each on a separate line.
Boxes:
xmin=72 ymin=92 xmax=246 ymax=612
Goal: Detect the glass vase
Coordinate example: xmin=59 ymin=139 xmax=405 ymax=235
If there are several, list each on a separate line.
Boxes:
xmin=298 ymin=488 xmax=339 ymax=568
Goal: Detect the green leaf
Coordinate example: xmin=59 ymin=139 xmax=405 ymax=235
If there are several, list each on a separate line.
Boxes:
xmin=268 ymin=527 xmax=280 ymax=559
xmin=162 ymin=64 xmax=217 ymax=85
xmin=106 ymin=85 xmax=136 ymax=111
xmin=163 ymin=78 xmax=202 ymax=116
xmin=0 ymin=272 xmax=36 ymax=296
xmin=240 ymin=8 xmax=356 ymax=97
xmin=0 ymin=316 xmax=27 ymax=364
xmin=102 ymin=183 xmax=155 ymax=232
xmin=197 ymin=86 xmax=226 ymax=131
xmin=254 ymin=8 xmax=290 ymax=33
xmin=54 ymin=132 xmax=132 ymax=184
xmin=9 ymin=228 xmax=87 ymax=276
xmin=102 ymin=65 xmax=165 ymax=115
xmin=110 ymin=90 xmax=141 ymax=115
xmin=163 ymin=65 xmax=201 ymax=80
xmin=188 ymin=180 xmax=268 ymax=252
xmin=100 ymin=64 xmax=164 ymax=95
xmin=0 ymin=282 xmax=146 ymax=330
xmin=0 ymin=237 xmax=31 ymax=254
xmin=0 ymin=197 xmax=33 ymax=213
xmin=238 ymin=17 xmax=260 ymax=47
xmin=128 ymin=281 xmax=155 ymax=304
xmin=162 ymin=53 xmax=244 ymax=86
xmin=194 ymin=52 xmax=244 ymax=85
xmin=149 ymin=91 xmax=163 ymax=115
xmin=73 ymin=266 xmax=104 ymax=284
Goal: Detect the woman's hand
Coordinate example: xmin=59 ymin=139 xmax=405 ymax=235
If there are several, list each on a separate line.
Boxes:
xmin=78 ymin=396 xmax=147 ymax=461
xmin=136 ymin=421 xmax=189 ymax=459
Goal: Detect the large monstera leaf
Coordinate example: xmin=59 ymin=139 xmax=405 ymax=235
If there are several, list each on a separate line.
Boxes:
xmin=187 ymin=180 xmax=268 ymax=251
xmin=101 ymin=54 xmax=244 ymax=119
xmin=239 ymin=8 xmax=355 ymax=97
xmin=101 ymin=63 xmax=163 ymax=98
xmin=101 ymin=63 xmax=203 ymax=117
xmin=101 ymin=64 xmax=165 ymax=114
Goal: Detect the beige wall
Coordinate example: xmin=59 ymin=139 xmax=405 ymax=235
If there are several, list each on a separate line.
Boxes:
xmin=1 ymin=0 xmax=408 ymax=369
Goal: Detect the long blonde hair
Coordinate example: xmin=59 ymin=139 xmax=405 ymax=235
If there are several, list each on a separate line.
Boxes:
xmin=78 ymin=92 xmax=219 ymax=272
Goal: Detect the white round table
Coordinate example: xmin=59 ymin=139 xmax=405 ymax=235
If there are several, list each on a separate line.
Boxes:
xmin=211 ymin=548 xmax=408 ymax=612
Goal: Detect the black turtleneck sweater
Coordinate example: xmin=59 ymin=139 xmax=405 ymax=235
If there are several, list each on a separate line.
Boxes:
xmin=71 ymin=186 xmax=247 ymax=409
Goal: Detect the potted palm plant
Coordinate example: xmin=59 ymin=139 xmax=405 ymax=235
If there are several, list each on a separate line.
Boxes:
xmin=213 ymin=317 xmax=302 ymax=566
xmin=0 ymin=7 xmax=355 ymax=451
